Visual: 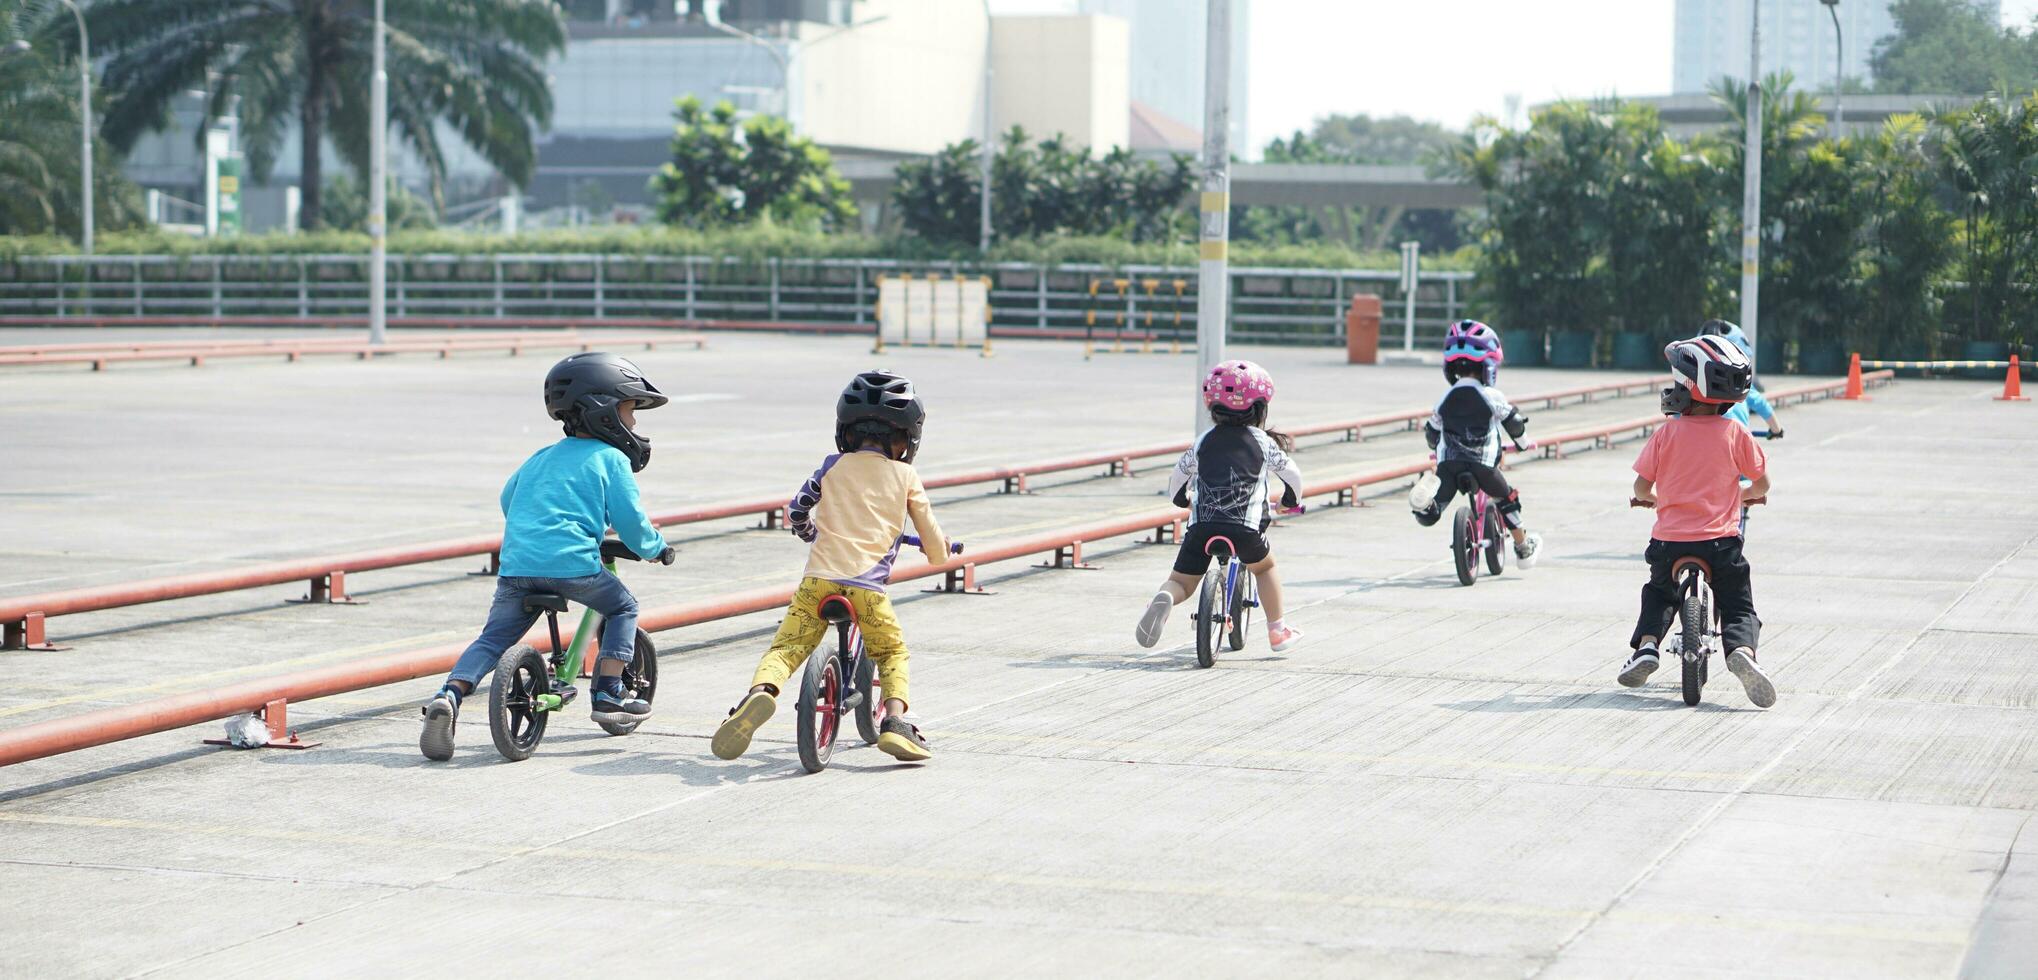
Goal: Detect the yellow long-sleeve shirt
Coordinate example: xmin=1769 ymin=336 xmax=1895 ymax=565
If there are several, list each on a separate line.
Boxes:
xmin=785 ymin=450 xmax=948 ymax=591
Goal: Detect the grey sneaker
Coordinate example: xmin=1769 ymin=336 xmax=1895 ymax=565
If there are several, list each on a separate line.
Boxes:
xmin=1135 ymin=592 xmax=1173 ymax=648
xmin=1726 ymin=648 xmax=1776 ymax=708
xmin=419 ymin=688 xmax=460 ymax=761
xmin=1515 ymin=532 xmax=1543 ymax=568
xmin=1618 ymin=647 xmax=1660 ymax=688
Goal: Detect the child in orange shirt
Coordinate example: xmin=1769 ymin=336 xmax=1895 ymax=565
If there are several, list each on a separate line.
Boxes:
xmin=1620 ymin=336 xmax=1775 ymax=707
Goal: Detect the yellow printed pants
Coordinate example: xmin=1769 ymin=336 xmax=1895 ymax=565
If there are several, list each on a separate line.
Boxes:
xmin=752 ymin=577 xmax=912 ymax=708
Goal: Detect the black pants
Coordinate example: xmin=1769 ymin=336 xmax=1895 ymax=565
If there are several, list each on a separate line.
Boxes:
xmin=1631 ymin=537 xmax=1759 ymax=654
xmin=1426 ymin=460 xmax=1523 ymax=529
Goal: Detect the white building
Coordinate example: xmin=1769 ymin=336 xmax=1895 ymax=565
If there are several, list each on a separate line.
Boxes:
xmin=1670 ymin=0 xmax=2000 ymax=94
xmin=1078 ymin=0 xmax=1250 ymax=154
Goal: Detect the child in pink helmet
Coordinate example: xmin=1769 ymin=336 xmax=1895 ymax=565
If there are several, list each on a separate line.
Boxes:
xmin=1135 ymin=360 xmax=1307 ymax=653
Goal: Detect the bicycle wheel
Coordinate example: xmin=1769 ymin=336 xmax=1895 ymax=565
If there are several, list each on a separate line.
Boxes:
xmin=795 ymin=649 xmax=841 ymax=773
xmin=1195 ymin=567 xmax=1223 ymax=668
xmin=1452 ymin=507 xmax=1477 ymax=586
xmin=594 ymin=626 xmax=658 ymax=737
xmin=853 ymin=640 xmax=885 ymax=745
xmin=1227 ymin=567 xmax=1253 ymax=652
xmin=1483 ymin=503 xmax=1507 ymax=576
xmin=1680 ymin=594 xmax=1704 ymax=706
xmin=488 ymin=644 xmax=551 ymax=761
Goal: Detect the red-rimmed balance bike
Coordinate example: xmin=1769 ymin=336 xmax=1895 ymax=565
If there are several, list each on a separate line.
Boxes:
xmin=795 ymin=535 xmax=964 ymax=773
xmin=1630 ymin=495 xmax=1764 ymax=706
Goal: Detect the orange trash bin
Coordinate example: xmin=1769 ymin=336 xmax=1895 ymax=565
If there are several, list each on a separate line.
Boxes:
xmin=1346 ymin=294 xmax=1382 ymax=364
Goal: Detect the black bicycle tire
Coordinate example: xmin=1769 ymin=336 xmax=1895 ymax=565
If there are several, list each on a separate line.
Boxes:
xmin=1681 ymin=594 xmax=1704 ymax=706
xmin=1484 ymin=503 xmax=1506 ymax=576
xmin=1227 ymin=568 xmax=1252 ymax=652
xmin=1195 ymin=568 xmax=1222 ymax=668
xmin=1452 ymin=508 xmax=1477 ymax=586
xmin=488 ymin=644 xmax=551 ymax=761
xmin=853 ymin=644 xmax=881 ymax=745
xmin=795 ymin=649 xmax=837 ymax=773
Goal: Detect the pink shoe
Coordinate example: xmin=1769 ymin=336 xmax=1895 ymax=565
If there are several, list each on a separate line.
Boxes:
xmin=1268 ymin=623 xmax=1303 ymax=652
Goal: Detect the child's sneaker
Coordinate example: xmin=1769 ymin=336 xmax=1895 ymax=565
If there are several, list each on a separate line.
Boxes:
xmin=1268 ymin=622 xmax=1303 ymax=652
xmin=711 ymin=690 xmax=776 ymax=760
xmin=419 ymin=687 xmax=461 ymax=761
xmin=1617 ymin=646 xmax=1659 ymax=688
xmin=877 ymin=716 xmax=932 ymax=762
xmin=1514 ymin=532 xmax=1543 ymax=568
xmin=1726 ymin=647 xmax=1776 ymax=708
xmin=591 ymin=676 xmax=652 ymax=724
xmin=1408 ymin=472 xmax=1441 ymax=513
xmin=1134 ymin=591 xmax=1173 ymax=648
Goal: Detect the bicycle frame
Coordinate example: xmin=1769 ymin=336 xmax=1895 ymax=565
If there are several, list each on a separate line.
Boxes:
xmin=1673 ymin=564 xmax=1718 ymax=661
xmin=530 ymin=557 xmax=616 ymax=713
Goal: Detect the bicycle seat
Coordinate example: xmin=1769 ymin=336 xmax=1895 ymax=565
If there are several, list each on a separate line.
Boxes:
xmin=1204 ymin=535 xmax=1237 ymax=560
xmin=522 ymin=593 xmax=569 ymax=614
xmin=1668 ymin=556 xmax=1714 ymax=582
xmin=817 ymin=594 xmax=856 ymax=626
xmin=1454 ymin=473 xmax=1479 ymax=494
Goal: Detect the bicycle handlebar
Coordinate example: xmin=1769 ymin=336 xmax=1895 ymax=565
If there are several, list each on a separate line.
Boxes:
xmin=900 ymin=535 xmax=965 ymax=556
xmin=1630 ymin=496 xmax=1765 ymax=510
xmin=600 ymin=538 xmax=677 ymax=565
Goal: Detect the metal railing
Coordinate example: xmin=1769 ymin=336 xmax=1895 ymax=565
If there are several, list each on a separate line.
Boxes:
xmin=0 ymin=254 xmax=1476 ymax=347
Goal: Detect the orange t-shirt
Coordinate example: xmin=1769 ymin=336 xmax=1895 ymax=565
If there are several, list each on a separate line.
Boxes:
xmin=1632 ymin=415 xmax=1767 ymax=542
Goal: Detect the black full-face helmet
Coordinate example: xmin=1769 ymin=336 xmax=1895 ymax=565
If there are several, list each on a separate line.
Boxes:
xmin=543 ymin=352 xmax=669 ymax=471
xmin=834 ymin=369 xmax=926 ymax=462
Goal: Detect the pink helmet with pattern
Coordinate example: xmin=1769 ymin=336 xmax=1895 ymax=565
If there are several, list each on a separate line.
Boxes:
xmin=1202 ymin=359 xmax=1276 ymax=413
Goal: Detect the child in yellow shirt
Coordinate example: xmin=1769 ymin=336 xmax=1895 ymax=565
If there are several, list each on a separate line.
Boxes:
xmin=712 ymin=370 xmax=949 ymax=763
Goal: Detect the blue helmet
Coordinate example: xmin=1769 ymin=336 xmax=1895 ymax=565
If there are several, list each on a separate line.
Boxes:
xmin=1699 ymin=319 xmax=1753 ymax=361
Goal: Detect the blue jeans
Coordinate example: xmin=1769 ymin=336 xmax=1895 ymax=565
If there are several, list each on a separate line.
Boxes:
xmin=443 ymin=573 xmax=641 ymax=688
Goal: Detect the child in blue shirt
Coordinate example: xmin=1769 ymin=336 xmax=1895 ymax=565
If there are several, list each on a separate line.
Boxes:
xmin=1700 ymin=320 xmax=1784 ymax=438
xmin=420 ymin=352 xmax=676 ymax=762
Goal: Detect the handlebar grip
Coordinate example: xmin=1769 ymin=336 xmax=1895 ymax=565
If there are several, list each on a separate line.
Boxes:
xmin=599 ymin=539 xmax=647 ymax=562
xmin=1629 ymin=497 xmax=1655 ymax=509
xmin=1744 ymin=496 xmax=1767 ymax=506
xmin=949 ymin=542 xmax=965 ymax=555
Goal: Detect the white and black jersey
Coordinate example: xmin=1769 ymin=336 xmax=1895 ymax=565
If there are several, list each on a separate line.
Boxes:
xmin=1166 ymin=425 xmax=1304 ymax=529
xmin=1425 ymin=378 xmax=1526 ymax=468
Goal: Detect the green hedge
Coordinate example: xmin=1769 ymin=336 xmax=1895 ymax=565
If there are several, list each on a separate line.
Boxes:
xmin=0 ymin=227 xmax=1477 ymax=272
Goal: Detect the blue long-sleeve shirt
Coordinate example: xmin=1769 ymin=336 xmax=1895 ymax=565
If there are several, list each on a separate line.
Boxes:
xmin=495 ymin=438 xmax=666 ymax=578
xmin=1724 ymin=386 xmax=1775 ymax=429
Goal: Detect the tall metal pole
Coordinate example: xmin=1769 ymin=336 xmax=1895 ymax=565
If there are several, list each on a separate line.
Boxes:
xmin=1738 ymin=0 xmax=1763 ymax=370
xmin=978 ymin=0 xmax=993 ymax=253
xmin=58 ymin=0 xmax=90 ymax=255
xmin=1823 ymin=0 xmax=1843 ymax=139
xmin=368 ymin=0 xmax=387 ymax=345
xmin=1194 ymin=0 xmax=1231 ymax=433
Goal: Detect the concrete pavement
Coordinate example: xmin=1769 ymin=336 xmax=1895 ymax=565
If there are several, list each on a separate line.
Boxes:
xmin=0 ymin=332 xmax=2032 ymax=977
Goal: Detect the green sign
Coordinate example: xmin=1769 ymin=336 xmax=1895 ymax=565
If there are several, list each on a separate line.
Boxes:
xmin=215 ymin=155 xmax=242 ymax=236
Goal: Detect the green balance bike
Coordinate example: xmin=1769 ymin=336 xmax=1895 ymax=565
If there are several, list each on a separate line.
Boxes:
xmin=488 ymin=539 xmax=665 ymax=761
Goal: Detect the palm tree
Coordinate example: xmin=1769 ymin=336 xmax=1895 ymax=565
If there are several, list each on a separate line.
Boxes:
xmin=84 ymin=0 xmax=566 ymax=229
xmin=0 ymin=0 xmax=136 ymax=237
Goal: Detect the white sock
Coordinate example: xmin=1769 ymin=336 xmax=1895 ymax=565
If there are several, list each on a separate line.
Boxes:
xmin=1267 ymin=619 xmax=1286 ymax=633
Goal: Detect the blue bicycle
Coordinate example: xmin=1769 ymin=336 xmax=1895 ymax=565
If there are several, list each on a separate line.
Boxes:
xmin=1190 ymin=534 xmax=1259 ymax=669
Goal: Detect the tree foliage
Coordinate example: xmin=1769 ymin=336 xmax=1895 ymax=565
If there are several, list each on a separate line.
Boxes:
xmin=319 ymin=175 xmax=436 ymax=232
xmin=1236 ymin=116 xmax=1464 ymax=253
xmin=1872 ymin=0 xmax=2038 ymax=95
xmin=0 ymin=0 xmax=140 ymax=237
xmin=892 ymin=128 xmax=1193 ymax=246
xmin=86 ymin=0 xmax=565 ymax=230
xmin=1935 ymin=92 xmax=2038 ymax=344
xmin=648 ymin=97 xmax=856 ymax=232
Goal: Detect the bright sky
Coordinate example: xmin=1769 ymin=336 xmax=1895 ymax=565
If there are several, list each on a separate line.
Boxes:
xmin=993 ymin=0 xmax=2038 ymax=154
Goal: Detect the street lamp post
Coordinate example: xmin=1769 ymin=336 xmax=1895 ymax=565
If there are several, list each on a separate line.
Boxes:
xmin=1739 ymin=0 xmax=1763 ymax=371
xmin=1819 ymin=0 xmax=1842 ymax=139
xmin=1194 ymin=0 xmax=1231 ymax=433
xmin=978 ymin=0 xmax=993 ymax=254
xmin=368 ymin=0 xmax=387 ymax=345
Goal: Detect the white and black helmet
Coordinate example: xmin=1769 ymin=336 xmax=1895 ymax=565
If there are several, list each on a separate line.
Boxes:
xmin=1661 ymin=335 xmax=1753 ymax=415
xmin=543 ymin=352 xmax=669 ymax=472
xmin=835 ymin=369 xmax=926 ymax=462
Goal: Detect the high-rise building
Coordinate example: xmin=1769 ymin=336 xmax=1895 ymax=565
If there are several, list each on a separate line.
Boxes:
xmin=1671 ymin=0 xmax=1996 ymax=94
xmin=1077 ymin=0 xmax=1250 ymax=154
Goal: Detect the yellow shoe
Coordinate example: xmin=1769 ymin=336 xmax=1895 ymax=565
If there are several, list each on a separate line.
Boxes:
xmin=876 ymin=717 xmax=932 ymax=762
xmin=711 ymin=691 xmax=775 ymax=760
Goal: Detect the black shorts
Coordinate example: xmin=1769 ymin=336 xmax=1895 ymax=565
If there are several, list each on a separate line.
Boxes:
xmin=1173 ymin=522 xmax=1270 ymax=576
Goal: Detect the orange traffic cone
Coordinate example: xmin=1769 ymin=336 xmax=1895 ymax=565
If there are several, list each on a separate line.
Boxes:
xmin=1842 ymin=352 xmax=1869 ymax=400
xmin=1997 ymin=355 xmax=2029 ymax=402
